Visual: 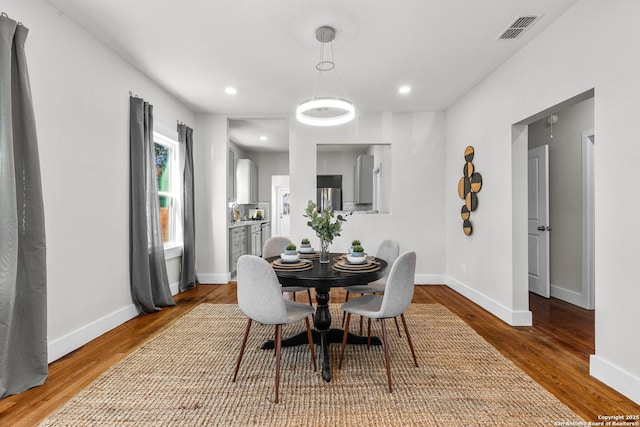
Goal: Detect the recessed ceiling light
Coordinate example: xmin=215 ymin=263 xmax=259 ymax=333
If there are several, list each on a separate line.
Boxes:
xmin=259 ymin=136 xmax=267 ymax=141
xmin=225 ymin=87 xmax=237 ymax=95
xmin=398 ymin=85 xmax=411 ymax=94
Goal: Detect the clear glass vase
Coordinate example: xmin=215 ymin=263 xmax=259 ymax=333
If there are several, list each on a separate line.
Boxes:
xmin=319 ymin=239 xmax=331 ymax=263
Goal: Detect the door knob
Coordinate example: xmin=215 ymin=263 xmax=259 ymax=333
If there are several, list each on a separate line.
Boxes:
xmin=537 ymin=226 xmax=546 ymax=231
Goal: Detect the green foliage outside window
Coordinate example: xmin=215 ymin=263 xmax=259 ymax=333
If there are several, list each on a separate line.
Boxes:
xmin=155 ymin=143 xmax=170 ymax=207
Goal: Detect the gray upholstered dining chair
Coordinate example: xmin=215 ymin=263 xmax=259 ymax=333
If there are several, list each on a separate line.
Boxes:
xmin=341 ymin=239 xmax=400 ymax=333
xmin=338 ymin=251 xmax=418 ymax=393
xmin=232 ymin=255 xmax=317 ymax=403
xmin=263 ymin=236 xmax=313 ymax=305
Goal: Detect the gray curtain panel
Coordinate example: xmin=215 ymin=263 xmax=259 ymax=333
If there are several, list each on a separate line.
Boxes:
xmin=129 ymin=96 xmax=175 ymax=313
xmin=178 ymin=124 xmax=197 ymax=291
xmin=0 ymin=15 xmax=48 ymax=398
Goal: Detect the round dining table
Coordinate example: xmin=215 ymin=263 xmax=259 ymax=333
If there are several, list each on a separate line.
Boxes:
xmin=265 ymin=253 xmax=387 ymax=382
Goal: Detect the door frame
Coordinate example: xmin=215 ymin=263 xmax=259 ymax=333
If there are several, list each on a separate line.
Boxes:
xmin=581 ymin=130 xmax=595 ymax=310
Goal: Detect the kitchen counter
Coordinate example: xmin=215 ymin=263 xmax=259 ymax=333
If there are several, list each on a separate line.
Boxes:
xmin=229 ymin=220 xmax=269 ymax=228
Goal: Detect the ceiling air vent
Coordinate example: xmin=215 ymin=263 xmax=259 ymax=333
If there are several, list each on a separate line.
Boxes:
xmin=497 ymin=15 xmax=540 ymax=40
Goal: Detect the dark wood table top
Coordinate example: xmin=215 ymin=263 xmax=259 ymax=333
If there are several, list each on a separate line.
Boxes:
xmin=265 ymin=253 xmax=387 ymax=289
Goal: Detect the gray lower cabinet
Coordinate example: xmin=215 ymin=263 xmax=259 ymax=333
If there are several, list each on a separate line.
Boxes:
xmin=229 ymin=226 xmax=248 ymax=273
xmin=249 ymin=224 xmax=262 ymax=257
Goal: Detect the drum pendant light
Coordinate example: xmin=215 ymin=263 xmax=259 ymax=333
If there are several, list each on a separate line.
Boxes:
xmin=296 ymin=26 xmax=355 ymax=127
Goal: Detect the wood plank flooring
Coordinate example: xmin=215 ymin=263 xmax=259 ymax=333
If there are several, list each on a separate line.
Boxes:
xmin=1 ymin=284 xmax=638 ymax=426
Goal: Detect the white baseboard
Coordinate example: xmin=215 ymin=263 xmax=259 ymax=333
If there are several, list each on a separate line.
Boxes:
xmin=590 ymin=355 xmax=640 ymax=405
xmin=196 ymin=273 xmax=231 ymax=284
xmin=446 ymin=276 xmax=532 ymax=326
xmin=48 ymin=283 xmax=185 ymax=364
xmin=170 ymin=281 xmax=181 ymax=295
xmin=414 ymin=274 xmax=446 ymax=285
xmin=47 ymin=303 xmax=140 ymax=363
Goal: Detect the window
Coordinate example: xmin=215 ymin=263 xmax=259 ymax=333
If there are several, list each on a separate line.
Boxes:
xmin=154 ymin=132 xmax=181 ymax=248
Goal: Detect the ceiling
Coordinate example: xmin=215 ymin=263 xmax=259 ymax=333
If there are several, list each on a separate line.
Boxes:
xmin=46 ymin=0 xmax=579 ymax=151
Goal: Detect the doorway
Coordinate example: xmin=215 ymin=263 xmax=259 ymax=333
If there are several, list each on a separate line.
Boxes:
xmin=272 ymin=175 xmax=290 ymax=237
xmin=525 ymin=95 xmax=594 ymax=310
xmin=518 ymin=90 xmax=595 ymax=358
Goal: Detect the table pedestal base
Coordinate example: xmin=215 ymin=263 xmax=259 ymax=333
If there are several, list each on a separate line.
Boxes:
xmin=261 ymin=329 xmax=381 ymax=382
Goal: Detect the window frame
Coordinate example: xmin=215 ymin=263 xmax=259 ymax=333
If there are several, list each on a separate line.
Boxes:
xmin=154 ymin=131 xmax=183 ymax=258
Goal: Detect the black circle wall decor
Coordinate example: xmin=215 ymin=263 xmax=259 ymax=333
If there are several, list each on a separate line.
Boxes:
xmin=458 ymin=145 xmax=482 ymax=235
xmin=464 ymin=146 xmax=475 ymax=162
xmin=461 ymin=205 xmax=470 ymax=220
xmin=463 ymin=161 xmax=474 ymax=177
xmin=463 ymin=219 xmax=473 ymax=236
xmin=458 ymin=176 xmax=470 ymax=199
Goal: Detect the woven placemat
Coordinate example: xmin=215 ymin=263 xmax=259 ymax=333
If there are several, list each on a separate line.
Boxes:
xmin=39 ymin=303 xmax=582 ymax=426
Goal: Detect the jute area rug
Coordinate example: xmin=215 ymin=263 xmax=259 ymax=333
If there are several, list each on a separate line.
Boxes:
xmin=39 ymin=303 xmax=581 ymax=426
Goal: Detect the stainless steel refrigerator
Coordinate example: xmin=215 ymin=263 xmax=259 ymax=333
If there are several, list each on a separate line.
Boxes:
xmin=317 ymin=175 xmax=342 ymax=211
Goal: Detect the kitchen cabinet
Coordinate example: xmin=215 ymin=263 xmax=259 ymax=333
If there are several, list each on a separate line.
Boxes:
xmin=249 ymin=224 xmax=262 ymax=257
xmin=354 ymin=154 xmax=374 ymax=204
xmin=236 ymin=159 xmax=258 ymax=204
xmin=229 ymin=225 xmax=248 ymax=272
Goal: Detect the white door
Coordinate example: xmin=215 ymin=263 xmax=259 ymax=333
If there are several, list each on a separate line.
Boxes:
xmin=528 ymin=145 xmax=550 ymax=297
xmin=276 ymin=187 xmax=290 ymax=237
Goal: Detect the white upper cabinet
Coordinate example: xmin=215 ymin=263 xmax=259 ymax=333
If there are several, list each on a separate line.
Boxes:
xmin=236 ymin=158 xmax=258 ymax=204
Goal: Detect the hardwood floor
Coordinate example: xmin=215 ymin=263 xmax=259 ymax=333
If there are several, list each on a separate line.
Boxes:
xmin=1 ymin=284 xmax=637 ymax=425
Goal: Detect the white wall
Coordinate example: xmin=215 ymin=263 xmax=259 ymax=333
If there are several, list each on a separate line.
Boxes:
xmin=193 ymin=114 xmax=229 ymax=284
xmin=245 ymin=151 xmax=289 ymax=202
xmin=290 ymin=112 xmax=447 ymax=282
xmin=445 ymin=0 xmax=640 ymax=404
xmin=195 ymin=111 xmax=447 ymax=283
xmin=4 ymin=0 xmax=195 ymax=362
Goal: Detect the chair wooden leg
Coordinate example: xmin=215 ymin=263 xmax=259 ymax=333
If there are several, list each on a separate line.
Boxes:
xmin=306 ymin=289 xmax=313 ymax=306
xmin=341 ymin=292 xmax=350 ymax=326
xmin=359 ymin=315 xmax=364 ymax=335
xmin=274 ymin=324 xmax=282 ymax=404
xmin=394 ymin=316 xmax=402 ymax=338
xmin=367 ymin=318 xmax=372 ymax=349
xmin=232 ymin=318 xmax=252 ymax=382
xmin=381 ymin=319 xmax=393 ymax=393
xmin=401 ymin=313 xmax=418 ymax=367
xmin=305 ymin=316 xmax=317 ymax=372
xmin=338 ymin=313 xmax=351 ymax=369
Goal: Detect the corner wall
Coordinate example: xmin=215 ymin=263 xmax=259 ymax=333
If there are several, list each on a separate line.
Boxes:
xmin=445 ymin=0 xmax=640 ymax=404
xmin=4 ymin=0 xmax=195 ymax=362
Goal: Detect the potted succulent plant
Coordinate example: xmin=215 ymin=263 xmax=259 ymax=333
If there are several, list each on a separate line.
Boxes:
xmin=350 ymin=239 xmax=361 ymax=254
xmin=351 ymin=245 xmax=365 ymax=257
xmin=281 ymin=243 xmax=299 ymax=263
xmin=299 ymin=238 xmax=313 ymax=254
xmin=347 ymin=245 xmax=366 ymax=264
xmin=285 ymin=243 xmax=297 ymax=255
